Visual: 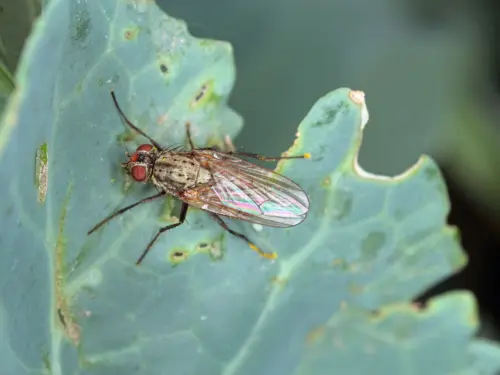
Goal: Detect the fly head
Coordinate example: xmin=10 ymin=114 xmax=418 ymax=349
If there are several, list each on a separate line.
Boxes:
xmin=122 ymin=144 xmax=157 ymax=183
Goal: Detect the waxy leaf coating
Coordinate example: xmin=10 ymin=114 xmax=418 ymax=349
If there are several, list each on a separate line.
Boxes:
xmin=0 ymin=1 xmax=499 ymax=374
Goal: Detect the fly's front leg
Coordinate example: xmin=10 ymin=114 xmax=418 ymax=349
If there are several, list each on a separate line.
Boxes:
xmin=111 ymin=90 xmax=164 ymax=150
xmin=88 ymin=191 xmax=165 ymax=235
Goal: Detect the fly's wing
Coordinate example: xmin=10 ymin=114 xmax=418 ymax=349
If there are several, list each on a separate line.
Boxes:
xmin=184 ymin=151 xmax=309 ymax=227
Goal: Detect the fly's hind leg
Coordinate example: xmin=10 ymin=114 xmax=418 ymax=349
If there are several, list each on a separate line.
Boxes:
xmin=228 ymin=151 xmax=311 ymax=161
xmin=209 ymin=214 xmax=277 ymax=259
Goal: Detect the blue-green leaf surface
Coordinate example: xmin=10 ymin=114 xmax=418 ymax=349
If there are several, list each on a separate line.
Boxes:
xmin=1 ymin=1 xmax=499 ymax=374
xmin=296 ymin=292 xmax=500 ymax=375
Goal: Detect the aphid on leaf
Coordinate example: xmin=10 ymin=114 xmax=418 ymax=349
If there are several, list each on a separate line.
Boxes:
xmin=88 ymin=90 xmax=310 ymax=265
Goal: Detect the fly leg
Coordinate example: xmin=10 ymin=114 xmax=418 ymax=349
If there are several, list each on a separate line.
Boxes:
xmin=209 ymin=214 xmax=277 ymax=259
xmin=185 ymin=122 xmax=223 ymax=152
xmin=110 ymin=90 xmax=164 ymax=150
xmin=228 ymin=151 xmax=310 ymax=161
xmin=88 ymin=192 xmax=165 ymax=235
xmin=185 ymin=122 xmax=196 ymax=150
xmin=135 ymin=202 xmax=189 ymax=265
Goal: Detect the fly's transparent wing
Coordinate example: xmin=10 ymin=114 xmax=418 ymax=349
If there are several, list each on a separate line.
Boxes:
xmin=184 ymin=150 xmax=309 ymax=227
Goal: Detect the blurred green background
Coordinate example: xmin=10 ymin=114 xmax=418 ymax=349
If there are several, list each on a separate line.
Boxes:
xmin=1 ymin=0 xmax=500 ymax=338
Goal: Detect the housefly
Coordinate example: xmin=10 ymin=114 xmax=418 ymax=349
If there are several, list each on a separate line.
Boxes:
xmin=88 ymin=90 xmax=310 ymax=265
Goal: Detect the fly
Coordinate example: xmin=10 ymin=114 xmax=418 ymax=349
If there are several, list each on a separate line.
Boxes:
xmin=88 ymin=90 xmax=311 ymax=265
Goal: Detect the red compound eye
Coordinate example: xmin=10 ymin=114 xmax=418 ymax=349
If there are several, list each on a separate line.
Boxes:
xmin=131 ymin=165 xmax=147 ymax=182
xmin=137 ymin=144 xmax=153 ymax=152
xmin=129 ymin=152 xmax=139 ymax=162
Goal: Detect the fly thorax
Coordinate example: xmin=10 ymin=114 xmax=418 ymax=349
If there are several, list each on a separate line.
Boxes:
xmin=196 ymin=168 xmax=212 ymax=185
xmin=153 ymin=152 xmax=212 ymax=190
